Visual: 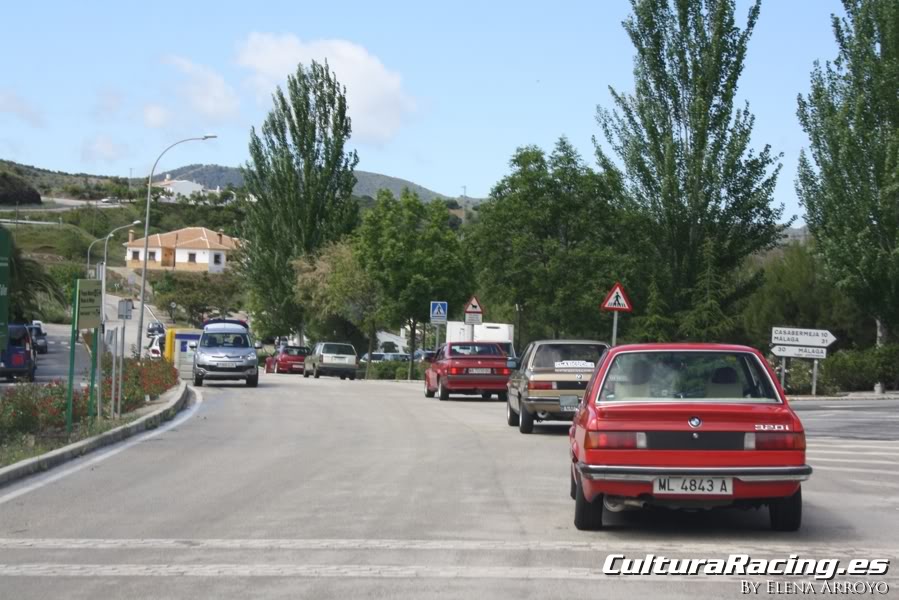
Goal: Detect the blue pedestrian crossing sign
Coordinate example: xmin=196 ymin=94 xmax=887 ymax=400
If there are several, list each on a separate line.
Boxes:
xmin=430 ymin=301 xmax=448 ymax=324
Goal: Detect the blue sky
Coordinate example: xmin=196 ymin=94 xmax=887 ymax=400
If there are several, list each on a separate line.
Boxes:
xmin=1 ymin=0 xmax=844 ymax=222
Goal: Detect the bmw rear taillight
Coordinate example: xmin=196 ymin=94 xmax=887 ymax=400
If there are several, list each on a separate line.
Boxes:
xmin=449 ymin=367 xmax=462 ymax=375
xmin=744 ymin=432 xmax=806 ymax=450
xmin=528 ymin=381 xmax=556 ymax=390
xmin=496 ymin=367 xmax=510 ymax=376
xmin=585 ymin=431 xmax=647 ymax=450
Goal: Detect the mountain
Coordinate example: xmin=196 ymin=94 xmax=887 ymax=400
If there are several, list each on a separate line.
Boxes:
xmin=156 ymin=164 xmax=446 ymax=202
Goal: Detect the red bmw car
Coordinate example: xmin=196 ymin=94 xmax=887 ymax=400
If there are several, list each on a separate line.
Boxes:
xmin=570 ymin=343 xmax=811 ymax=531
xmin=424 ymin=342 xmax=511 ymax=401
xmin=265 ymin=345 xmax=311 ymax=374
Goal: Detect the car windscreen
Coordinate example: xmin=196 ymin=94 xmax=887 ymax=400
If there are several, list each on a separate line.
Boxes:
xmin=283 ymin=347 xmax=309 ymax=356
xmin=598 ymin=351 xmax=779 ymax=404
xmin=449 ymin=343 xmax=503 ymax=357
xmin=532 ymin=343 xmax=606 ymax=369
xmin=322 ymin=343 xmax=355 ymax=355
xmin=201 ymin=333 xmax=251 ymax=348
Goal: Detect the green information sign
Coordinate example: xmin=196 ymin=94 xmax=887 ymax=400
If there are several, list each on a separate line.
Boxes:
xmin=76 ymin=279 xmax=102 ymax=329
xmin=0 ymin=228 xmax=10 ymax=352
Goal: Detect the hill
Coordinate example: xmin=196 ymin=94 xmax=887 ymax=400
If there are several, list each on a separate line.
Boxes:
xmin=156 ymin=164 xmax=446 ymax=201
xmin=0 ymin=168 xmax=41 ymax=205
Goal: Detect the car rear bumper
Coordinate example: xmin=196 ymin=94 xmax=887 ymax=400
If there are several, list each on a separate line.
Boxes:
xmin=0 ymin=366 xmax=34 ymax=376
xmin=576 ymin=463 xmax=813 ymax=483
xmin=444 ymin=375 xmax=508 ymax=391
xmin=318 ymin=363 xmax=357 ymax=374
xmin=521 ymin=397 xmax=578 ymax=418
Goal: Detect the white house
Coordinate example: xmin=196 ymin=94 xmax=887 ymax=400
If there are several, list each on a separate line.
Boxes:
xmin=125 ymin=226 xmax=240 ymax=273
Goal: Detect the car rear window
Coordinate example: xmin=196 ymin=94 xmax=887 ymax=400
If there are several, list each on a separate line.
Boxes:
xmin=283 ymin=347 xmax=309 ymax=356
xmin=449 ymin=343 xmax=503 ymax=356
xmin=323 ymin=343 xmax=355 ymax=355
xmin=533 ymin=343 xmax=606 ymax=369
xmin=598 ymin=351 xmax=779 ymax=404
xmin=8 ymin=328 xmax=28 ymax=346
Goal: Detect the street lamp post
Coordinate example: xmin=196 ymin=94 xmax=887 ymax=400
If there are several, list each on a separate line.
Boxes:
xmin=136 ymin=135 xmax=216 ymax=357
xmin=102 ymin=220 xmax=142 ymax=327
xmin=86 ymin=238 xmax=105 ymax=276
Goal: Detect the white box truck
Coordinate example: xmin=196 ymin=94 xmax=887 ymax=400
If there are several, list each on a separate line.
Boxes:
xmin=445 ymin=321 xmax=516 ymax=357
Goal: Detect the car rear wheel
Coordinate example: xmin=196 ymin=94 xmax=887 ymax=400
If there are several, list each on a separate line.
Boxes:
xmin=340 ymin=375 xmax=346 ymax=380
xmin=303 ymin=369 xmax=310 ymax=378
xmin=519 ymin=404 xmax=534 ymax=434
xmin=481 ymin=392 xmax=492 ymax=400
xmin=314 ymin=366 xmax=320 ymax=379
xmin=498 ymin=391 xmax=508 ymax=403
xmin=769 ymin=487 xmax=802 ymax=531
xmin=438 ymin=378 xmax=449 ymax=401
xmin=424 ymin=378 xmax=435 ymax=398
xmin=506 ymin=399 xmax=519 ymax=426
xmin=194 ymin=374 xmax=203 ymax=387
xmin=349 ymin=374 xmax=356 ymax=381
xmin=573 ymin=477 xmax=604 ymax=531
xmin=570 ymin=468 xmax=576 ymax=500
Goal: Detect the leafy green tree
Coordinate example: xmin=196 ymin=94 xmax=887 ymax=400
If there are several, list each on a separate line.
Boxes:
xmin=471 ymin=138 xmax=628 ymax=341
xmin=356 ymin=189 xmax=471 ymax=378
xmin=295 ymin=240 xmax=386 ymax=378
xmin=152 ymin=271 xmax=243 ymax=327
xmin=240 ymin=60 xmax=359 ymax=337
xmin=4 ymin=228 xmax=66 ymax=320
xmin=596 ymin=0 xmax=787 ymax=320
xmin=742 ymin=242 xmax=874 ymax=350
xmin=796 ymin=0 xmax=899 ymax=345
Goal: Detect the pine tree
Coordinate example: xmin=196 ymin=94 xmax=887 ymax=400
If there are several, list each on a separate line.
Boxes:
xmin=632 ymin=278 xmax=677 ymax=342
xmin=678 ymin=239 xmax=735 ymax=341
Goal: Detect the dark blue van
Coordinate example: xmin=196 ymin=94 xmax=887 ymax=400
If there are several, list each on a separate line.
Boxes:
xmin=1 ymin=324 xmax=36 ymax=382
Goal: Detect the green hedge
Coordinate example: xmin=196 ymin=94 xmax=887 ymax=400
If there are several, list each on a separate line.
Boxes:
xmin=820 ymin=345 xmax=899 ymax=393
xmin=362 ymin=361 xmax=426 ymax=380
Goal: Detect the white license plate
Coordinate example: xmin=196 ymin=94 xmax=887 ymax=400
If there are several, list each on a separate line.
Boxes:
xmin=292 ymin=364 xmax=303 ymax=370
xmin=467 ymin=368 xmax=491 ymax=374
xmin=559 ymin=395 xmax=579 ymax=411
xmin=653 ymin=477 xmax=732 ymax=495
xmin=217 ymin=362 xmax=238 ymax=368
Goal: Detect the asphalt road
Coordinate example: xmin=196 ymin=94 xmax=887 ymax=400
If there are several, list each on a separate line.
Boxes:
xmin=6 ymin=323 xmax=91 ymax=387
xmin=0 ymin=376 xmax=897 ymax=599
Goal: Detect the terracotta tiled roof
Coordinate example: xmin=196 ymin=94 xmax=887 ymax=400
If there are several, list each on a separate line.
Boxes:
xmin=125 ymin=227 xmax=240 ymax=251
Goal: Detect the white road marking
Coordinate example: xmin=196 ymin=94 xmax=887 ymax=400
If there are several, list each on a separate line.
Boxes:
xmin=809 ymin=465 xmax=899 ymax=476
xmin=847 ymin=479 xmax=899 ymax=490
xmin=0 ymin=538 xmax=896 ymax=558
xmin=0 ymin=563 xmax=897 ymax=583
xmin=808 ymin=456 xmax=899 ymax=466
xmin=0 ymin=389 xmax=203 ymax=506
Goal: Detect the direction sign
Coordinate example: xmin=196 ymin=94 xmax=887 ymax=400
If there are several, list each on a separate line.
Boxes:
xmin=772 ymin=345 xmax=827 ymax=360
xmin=117 ymin=299 xmax=133 ymax=320
xmin=464 ymin=312 xmax=482 ymax=325
xmin=464 ymin=296 xmax=483 ymax=314
xmin=430 ymin=301 xmax=448 ymax=324
xmin=771 ymin=327 xmax=836 ymax=347
xmin=601 ymin=282 xmax=633 ymax=313
xmin=76 ymin=279 xmax=102 ymax=329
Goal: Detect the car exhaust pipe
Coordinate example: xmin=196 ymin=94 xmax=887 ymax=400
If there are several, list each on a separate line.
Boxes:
xmin=603 ymin=496 xmax=644 ymax=512
xmin=537 ymin=411 xmax=550 ymax=420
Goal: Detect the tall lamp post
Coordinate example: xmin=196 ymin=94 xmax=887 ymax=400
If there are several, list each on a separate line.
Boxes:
xmin=102 ymin=220 xmax=142 ymax=325
xmin=136 ymin=135 xmax=216 ymax=357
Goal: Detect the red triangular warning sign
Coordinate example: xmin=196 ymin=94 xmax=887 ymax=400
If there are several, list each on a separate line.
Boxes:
xmin=601 ymin=282 xmax=632 ymax=313
xmin=464 ymin=295 xmax=483 ymax=314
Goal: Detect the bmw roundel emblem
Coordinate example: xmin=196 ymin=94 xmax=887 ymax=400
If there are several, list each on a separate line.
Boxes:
xmin=576 ymin=374 xmax=583 ymax=380
xmin=688 ymin=417 xmax=702 ymax=428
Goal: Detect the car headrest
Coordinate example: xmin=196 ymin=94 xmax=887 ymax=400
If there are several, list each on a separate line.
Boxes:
xmin=628 ymin=360 xmax=652 ymax=385
xmin=711 ymin=366 xmax=738 ymax=385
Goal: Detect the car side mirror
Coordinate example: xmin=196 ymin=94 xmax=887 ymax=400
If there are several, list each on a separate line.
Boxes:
xmin=188 ymin=342 xmax=197 ymax=350
xmin=506 ymin=359 xmax=519 ymax=370
xmin=254 ymin=341 xmax=263 ymax=349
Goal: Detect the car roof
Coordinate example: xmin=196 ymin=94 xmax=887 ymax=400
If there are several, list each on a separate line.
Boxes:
xmin=607 ymin=343 xmax=759 ymax=354
xmin=203 ymin=323 xmax=249 ymax=334
xmin=530 ymin=339 xmax=609 ymax=346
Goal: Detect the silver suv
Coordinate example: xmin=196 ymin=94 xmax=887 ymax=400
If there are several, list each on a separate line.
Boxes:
xmin=191 ymin=323 xmax=260 ymax=387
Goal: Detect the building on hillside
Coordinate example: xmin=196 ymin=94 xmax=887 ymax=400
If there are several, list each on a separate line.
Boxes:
xmin=124 ymin=226 xmax=239 ymax=273
xmin=153 ymin=175 xmax=205 ymax=202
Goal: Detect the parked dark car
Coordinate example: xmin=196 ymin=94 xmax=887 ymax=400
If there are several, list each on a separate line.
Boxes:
xmin=26 ymin=324 xmax=48 ymax=355
xmin=1 ymin=325 xmax=36 ymax=381
xmin=146 ymin=321 xmax=166 ymax=338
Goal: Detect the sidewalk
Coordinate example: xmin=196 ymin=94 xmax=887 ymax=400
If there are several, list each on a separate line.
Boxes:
xmin=788 ymin=391 xmax=899 ymax=402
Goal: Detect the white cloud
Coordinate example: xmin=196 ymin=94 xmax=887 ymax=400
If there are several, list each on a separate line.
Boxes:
xmin=143 ymin=103 xmax=170 ymax=128
xmin=0 ymin=90 xmax=43 ymax=127
xmin=165 ymin=56 xmax=240 ymax=121
xmin=81 ymin=135 xmax=129 ymax=163
xmin=236 ymin=33 xmax=415 ymax=144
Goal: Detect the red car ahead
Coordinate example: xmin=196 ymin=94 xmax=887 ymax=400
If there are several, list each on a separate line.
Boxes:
xmin=265 ymin=345 xmax=311 ymax=374
xmin=424 ymin=342 xmax=511 ymax=401
xmin=570 ymin=343 xmax=811 ymax=531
